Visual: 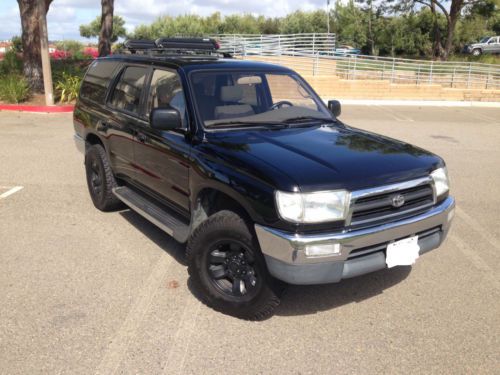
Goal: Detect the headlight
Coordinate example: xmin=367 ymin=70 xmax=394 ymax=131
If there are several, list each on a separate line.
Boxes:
xmin=275 ymin=190 xmax=350 ymax=223
xmin=431 ymin=167 xmax=449 ymax=197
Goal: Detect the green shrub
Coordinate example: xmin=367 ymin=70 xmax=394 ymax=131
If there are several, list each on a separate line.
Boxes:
xmin=0 ymin=75 xmax=30 ymax=103
xmin=55 ymin=72 xmax=82 ymax=103
xmin=0 ymin=50 xmax=23 ymax=77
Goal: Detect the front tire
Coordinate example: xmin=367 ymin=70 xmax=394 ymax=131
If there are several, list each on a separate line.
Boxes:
xmin=85 ymin=144 xmax=123 ymax=211
xmin=187 ymin=210 xmax=282 ymax=320
xmin=472 ymin=48 xmax=482 ymax=56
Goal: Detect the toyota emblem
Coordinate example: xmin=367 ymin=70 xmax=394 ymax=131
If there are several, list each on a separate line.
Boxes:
xmin=391 ymin=194 xmax=405 ymax=208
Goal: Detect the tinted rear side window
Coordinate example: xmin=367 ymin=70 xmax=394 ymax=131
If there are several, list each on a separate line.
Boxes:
xmin=80 ymin=60 xmax=119 ymax=103
xmin=109 ymin=66 xmax=148 ymax=115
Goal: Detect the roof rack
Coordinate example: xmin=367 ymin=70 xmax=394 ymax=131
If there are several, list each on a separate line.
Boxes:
xmin=121 ymin=38 xmax=229 ymax=58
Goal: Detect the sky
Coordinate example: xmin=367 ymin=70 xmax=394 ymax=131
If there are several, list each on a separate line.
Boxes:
xmin=0 ymin=0 xmax=340 ymax=41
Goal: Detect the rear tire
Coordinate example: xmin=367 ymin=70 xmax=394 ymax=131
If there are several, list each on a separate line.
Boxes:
xmin=85 ymin=144 xmax=123 ymax=211
xmin=187 ymin=210 xmax=283 ymax=320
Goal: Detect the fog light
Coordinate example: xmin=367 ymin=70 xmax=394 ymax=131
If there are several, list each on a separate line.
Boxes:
xmin=304 ymin=243 xmax=341 ymax=257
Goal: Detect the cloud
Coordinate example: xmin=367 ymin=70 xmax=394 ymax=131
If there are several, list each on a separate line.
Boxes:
xmin=0 ymin=0 xmax=332 ymax=41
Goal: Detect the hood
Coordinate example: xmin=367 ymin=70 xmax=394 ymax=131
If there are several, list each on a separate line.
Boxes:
xmin=204 ymin=125 xmax=443 ymax=192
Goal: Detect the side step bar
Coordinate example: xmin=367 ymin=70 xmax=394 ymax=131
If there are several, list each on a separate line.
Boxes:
xmin=113 ymin=186 xmax=190 ymax=243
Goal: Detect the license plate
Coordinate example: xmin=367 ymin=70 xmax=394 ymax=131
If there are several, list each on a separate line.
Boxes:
xmin=386 ymin=235 xmax=420 ymax=268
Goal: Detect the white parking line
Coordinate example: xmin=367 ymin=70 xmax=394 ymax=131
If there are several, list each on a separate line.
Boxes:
xmin=0 ymin=186 xmax=24 ymax=200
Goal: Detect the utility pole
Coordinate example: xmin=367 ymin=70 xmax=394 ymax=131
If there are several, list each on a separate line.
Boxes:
xmin=39 ymin=0 xmax=54 ymax=106
xmin=327 ymin=0 xmax=330 ymax=34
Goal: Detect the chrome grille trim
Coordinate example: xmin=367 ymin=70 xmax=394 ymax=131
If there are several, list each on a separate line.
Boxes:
xmin=346 ymin=176 xmax=436 ymax=228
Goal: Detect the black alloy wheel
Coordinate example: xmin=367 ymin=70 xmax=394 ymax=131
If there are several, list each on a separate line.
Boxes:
xmin=207 ymin=241 xmax=259 ymax=299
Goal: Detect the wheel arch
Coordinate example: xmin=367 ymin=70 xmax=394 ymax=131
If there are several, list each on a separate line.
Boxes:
xmin=191 ymin=187 xmax=256 ymax=233
xmin=85 ymin=132 xmax=105 ymax=150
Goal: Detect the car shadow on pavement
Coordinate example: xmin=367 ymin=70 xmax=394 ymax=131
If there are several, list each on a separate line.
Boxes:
xmin=119 ymin=210 xmax=187 ymax=266
xmin=276 ymin=266 xmax=411 ymax=316
xmin=120 ymin=209 xmax=411 ymax=318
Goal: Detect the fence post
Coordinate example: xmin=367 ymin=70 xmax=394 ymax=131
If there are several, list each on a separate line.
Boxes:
xmin=429 ymin=61 xmax=433 ymax=84
xmin=353 ymin=56 xmax=357 ymax=80
xmin=467 ymin=63 xmax=472 ymax=88
xmin=382 ymin=61 xmax=385 ymax=80
xmin=417 ymin=65 xmax=421 ymax=85
xmin=312 ymin=33 xmax=316 ymax=55
xmin=390 ymin=58 xmax=395 ymax=83
xmin=451 ymin=67 xmax=455 ymax=88
xmin=233 ymin=34 xmax=236 ymax=55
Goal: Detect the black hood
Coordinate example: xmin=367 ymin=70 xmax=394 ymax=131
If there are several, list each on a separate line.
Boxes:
xmin=204 ymin=125 xmax=443 ymax=192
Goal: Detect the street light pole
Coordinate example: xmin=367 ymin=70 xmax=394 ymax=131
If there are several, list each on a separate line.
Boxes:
xmin=327 ymin=0 xmax=330 ymax=34
xmin=39 ymin=0 xmax=54 ymax=106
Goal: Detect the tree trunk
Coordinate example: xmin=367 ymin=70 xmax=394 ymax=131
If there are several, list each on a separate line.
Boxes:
xmin=98 ymin=0 xmax=114 ymax=57
xmin=442 ymin=0 xmax=463 ymax=60
xmin=16 ymin=0 xmax=52 ymax=92
xmin=430 ymin=2 xmax=445 ymax=60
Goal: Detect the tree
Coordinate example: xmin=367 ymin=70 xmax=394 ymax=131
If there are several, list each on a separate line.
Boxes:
xmin=80 ymin=13 xmax=127 ymax=56
xmin=394 ymin=0 xmax=488 ymax=60
xmin=16 ymin=0 xmax=53 ymax=92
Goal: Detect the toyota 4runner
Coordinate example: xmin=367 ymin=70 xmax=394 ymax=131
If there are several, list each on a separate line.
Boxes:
xmin=73 ymin=38 xmax=455 ymax=320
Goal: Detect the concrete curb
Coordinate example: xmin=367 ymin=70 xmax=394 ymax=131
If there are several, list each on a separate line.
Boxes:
xmin=324 ymin=99 xmax=500 ymax=108
xmin=0 ymin=104 xmax=74 ymax=113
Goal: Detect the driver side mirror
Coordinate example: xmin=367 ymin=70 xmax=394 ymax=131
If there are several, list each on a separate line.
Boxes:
xmin=328 ymin=100 xmax=341 ymax=117
xmin=150 ymin=107 xmax=182 ymax=131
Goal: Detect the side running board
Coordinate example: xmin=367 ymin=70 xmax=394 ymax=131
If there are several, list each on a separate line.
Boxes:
xmin=113 ymin=186 xmax=190 ymax=243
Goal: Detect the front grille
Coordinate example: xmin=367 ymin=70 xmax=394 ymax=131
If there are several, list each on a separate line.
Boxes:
xmin=350 ymin=183 xmax=435 ymax=228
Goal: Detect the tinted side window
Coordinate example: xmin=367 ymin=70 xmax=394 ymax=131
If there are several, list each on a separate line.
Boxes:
xmin=147 ymin=69 xmax=187 ymax=128
xmin=110 ymin=66 xmax=148 ymax=115
xmin=80 ymin=60 xmax=119 ymax=103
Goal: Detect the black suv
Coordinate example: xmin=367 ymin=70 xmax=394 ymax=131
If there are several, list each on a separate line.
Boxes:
xmin=74 ymin=38 xmax=455 ymax=320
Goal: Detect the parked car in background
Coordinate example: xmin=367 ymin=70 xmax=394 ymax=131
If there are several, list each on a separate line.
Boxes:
xmin=334 ymin=45 xmax=361 ymax=56
xmin=464 ymin=36 xmax=500 ymax=56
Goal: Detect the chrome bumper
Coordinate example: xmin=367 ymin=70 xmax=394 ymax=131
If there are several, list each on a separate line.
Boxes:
xmin=74 ymin=134 xmax=85 ymax=154
xmin=256 ymin=196 xmax=455 ymax=285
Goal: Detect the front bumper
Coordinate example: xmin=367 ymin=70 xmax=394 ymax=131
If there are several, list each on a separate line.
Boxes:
xmin=256 ymin=196 xmax=455 ymax=285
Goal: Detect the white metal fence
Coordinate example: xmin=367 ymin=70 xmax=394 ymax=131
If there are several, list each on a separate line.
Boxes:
xmin=215 ymin=33 xmax=336 ymax=56
xmin=214 ymin=34 xmax=500 ymax=90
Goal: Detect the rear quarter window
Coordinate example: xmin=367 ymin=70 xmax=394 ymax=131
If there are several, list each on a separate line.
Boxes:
xmin=80 ymin=60 xmax=120 ymax=103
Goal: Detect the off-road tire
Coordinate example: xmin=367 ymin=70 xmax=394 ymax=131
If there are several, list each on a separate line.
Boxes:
xmin=85 ymin=144 xmax=123 ymax=211
xmin=187 ymin=210 xmax=283 ymax=320
xmin=472 ymin=48 xmax=482 ymax=56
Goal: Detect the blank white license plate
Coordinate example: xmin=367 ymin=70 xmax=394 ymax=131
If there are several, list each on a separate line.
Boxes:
xmin=386 ymin=235 xmax=420 ymax=268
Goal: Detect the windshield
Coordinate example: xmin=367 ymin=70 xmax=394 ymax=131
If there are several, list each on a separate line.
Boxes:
xmin=190 ymin=71 xmax=332 ymax=127
xmin=479 ymin=37 xmax=491 ymax=43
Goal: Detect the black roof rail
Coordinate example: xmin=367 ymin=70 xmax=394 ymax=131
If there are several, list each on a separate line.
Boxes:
xmin=123 ymin=39 xmax=157 ymax=51
xmin=120 ymin=38 xmax=228 ymax=58
xmin=155 ymin=37 xmax=219 ymax=51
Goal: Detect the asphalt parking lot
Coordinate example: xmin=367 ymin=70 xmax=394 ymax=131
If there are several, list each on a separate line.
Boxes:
xmin=1 ymin=105 xmax=499 ymax=374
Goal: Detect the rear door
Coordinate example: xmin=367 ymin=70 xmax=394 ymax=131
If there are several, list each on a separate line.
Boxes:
xmin=132 ymin=68 xmax=192 ymax=213
xmin=491 ymin=37 xmax=500 ymax=53
xmin=106 ymin=65 xmax=150 ymax=181
xmin=484 ymin=37 xmax=498 ymax=53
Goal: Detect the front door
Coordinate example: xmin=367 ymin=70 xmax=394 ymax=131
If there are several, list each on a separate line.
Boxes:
xmin=133 ymin=68 xmax=191 ymax=213
xmin=106 ymin=65 xmax=150 ymax=182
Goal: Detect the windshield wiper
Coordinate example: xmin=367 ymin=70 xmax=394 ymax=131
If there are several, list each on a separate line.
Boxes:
xmin=280 ymin=116 xmax=336 ymax=124
xmin=206 ymin=120 xmax=288 ymax=129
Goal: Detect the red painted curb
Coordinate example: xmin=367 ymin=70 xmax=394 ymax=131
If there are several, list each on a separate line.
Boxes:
xmin=0 ymin=104 xmax=74 ymax=113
